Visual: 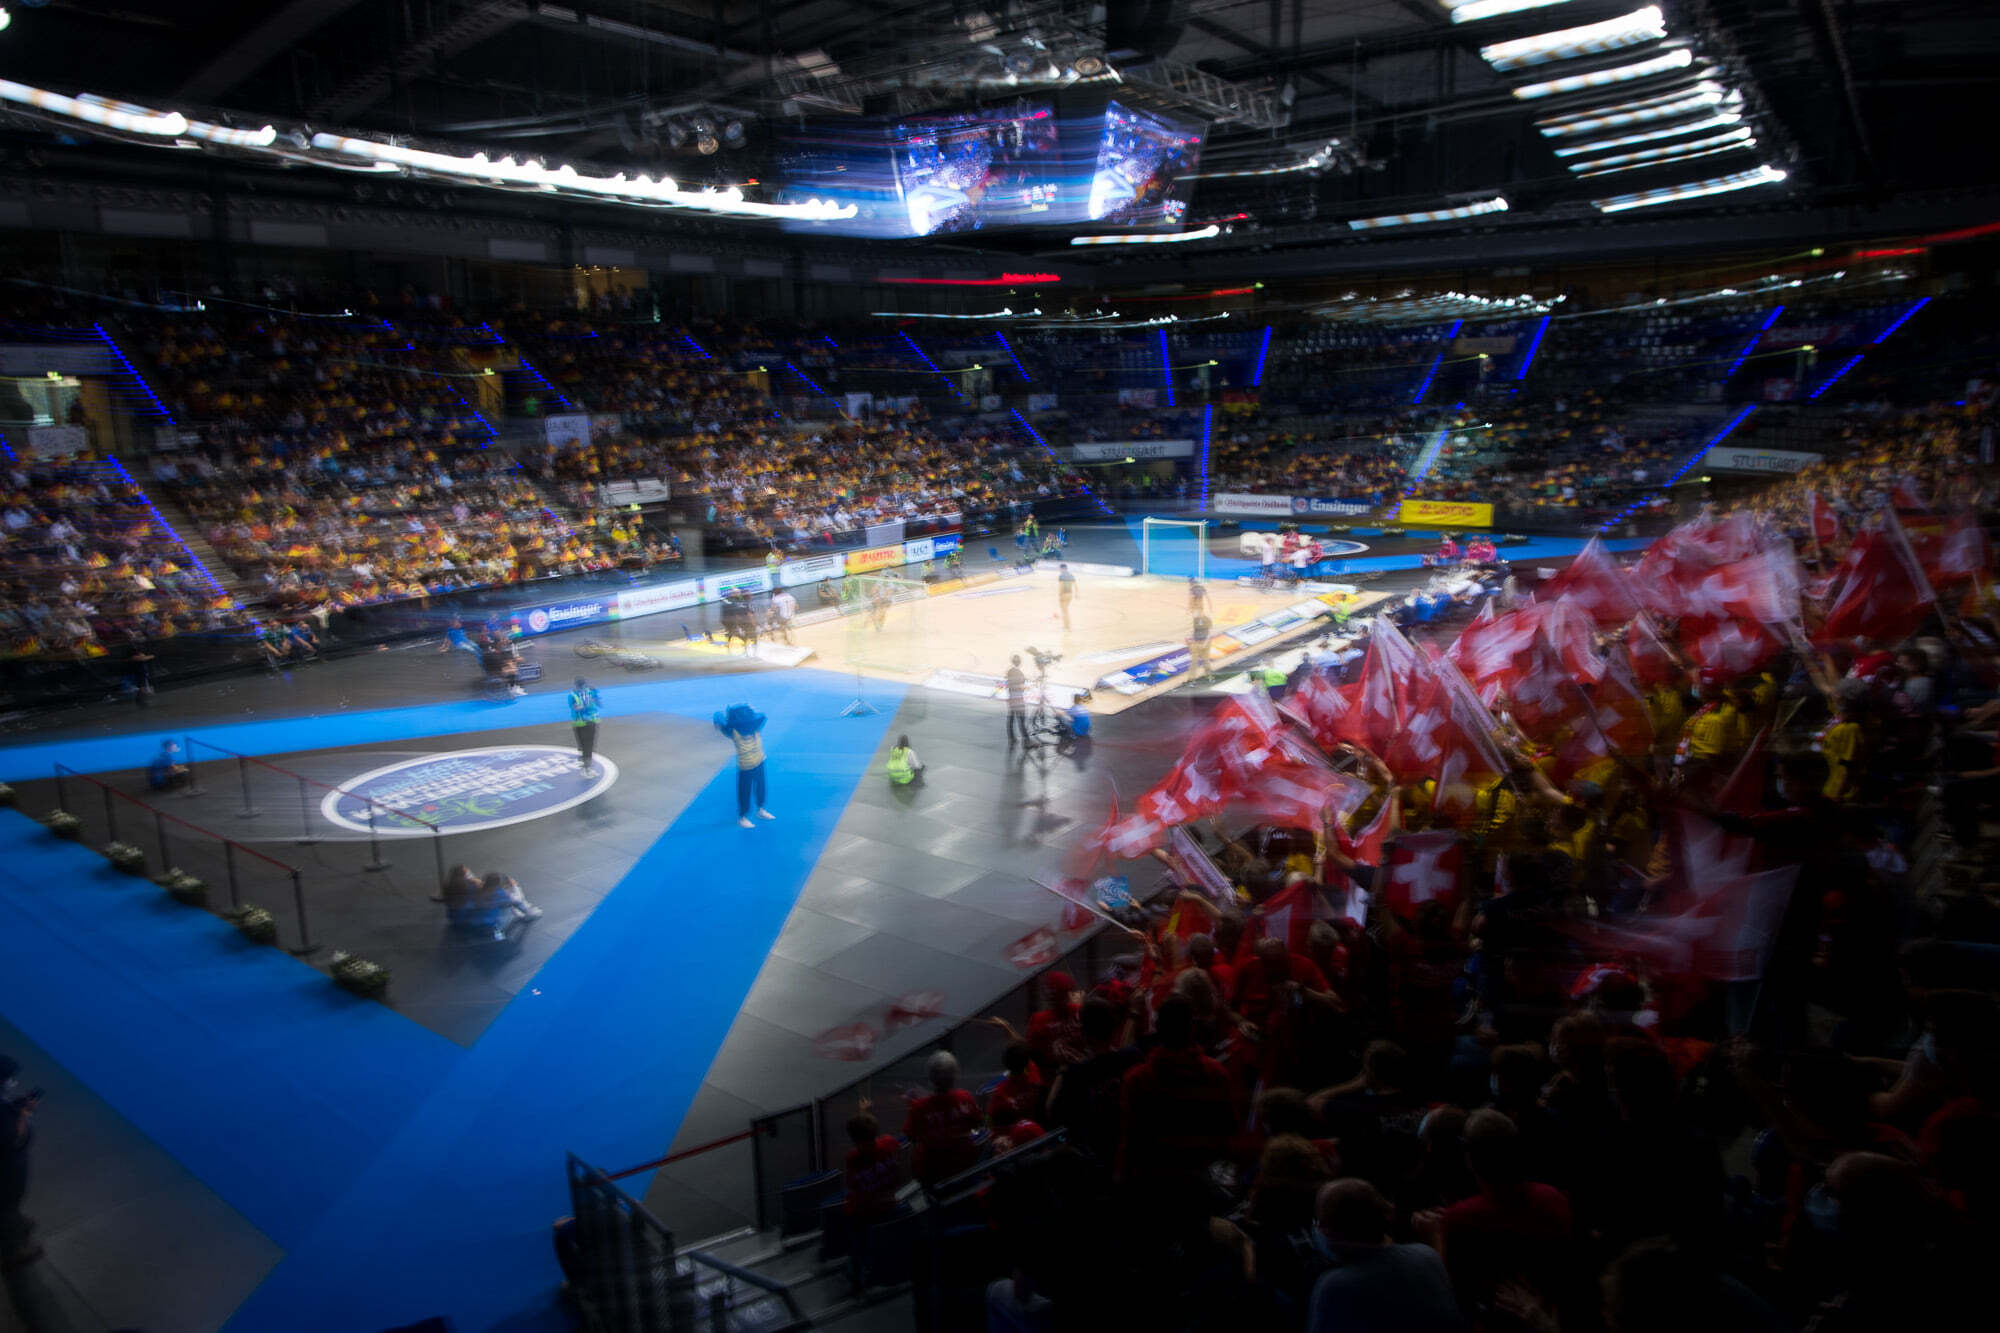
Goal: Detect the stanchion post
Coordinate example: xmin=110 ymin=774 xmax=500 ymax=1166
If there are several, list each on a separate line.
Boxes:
xmin=102 ymin=783 xmax=118 ymax=843
xmin=432 ymin=827 xmax=446 ymax=893
xmin=224 ymin=841 xmax=241 ymax=910
xmin=183 ymin=734 xmax=205 ymax=797
xmin=53 ymin=764 xmax=69 ymax=813
xmin=237 ymin=755 xmax=259 ymax=818
xmin=364 ymin=804 xmax=388 ymax=872
xmin=296 ymin=776 xmax=316 ymax=845
xmin=155 ymin=810 xmax=170 ymax=872
xmin=288 ymin=869 xmax=316 ymax=955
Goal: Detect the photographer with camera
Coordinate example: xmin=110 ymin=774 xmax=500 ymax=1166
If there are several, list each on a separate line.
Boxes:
xmin=1005 ymin=654 xmax=1030 ymax=746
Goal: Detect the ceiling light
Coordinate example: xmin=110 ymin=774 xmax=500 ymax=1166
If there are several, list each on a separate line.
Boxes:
xmin=1445 ymin=0 xmax=1575 ymax=22
xmin=1568 ymin=126 xmax=1754 ymax=174
xmin=1592 ymin=163 xmax=1786 ymax=212
xmin=1552 ymin=111 xmax=1742 ymax=155
xmin=1512 ymin=48 xmax=1693 ymax=100
xmin=1480 ymin=7 xmax=1666 ymax=72
xmin=696 ymin=133 xmax=719 ymax=155
xmin=0 ymin=78 xmax=186 ymax=134
xmin=1536 ymin=87 xmax=1730 ymax=136
xmin=722 ymin=120 xmax=745 ymax=146
xmin=1070 ymin=225 xmax=1222 ymax=245
xmin=1347 ymin=196 xmax=1509 ymax=230
xmin=1575 ymin=138 xmax=1759 ymax=177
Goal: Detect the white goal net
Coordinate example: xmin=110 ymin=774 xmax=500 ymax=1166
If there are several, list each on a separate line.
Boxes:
xmin=1140 ymin=516 xmax=1209 ymax=580
xmin=842 ymin=571 xmax=932 ymax=675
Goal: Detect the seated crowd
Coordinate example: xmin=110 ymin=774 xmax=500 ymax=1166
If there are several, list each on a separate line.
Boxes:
xmin=2 ymin=458 xmax=241 ymax=659
xmin=821 ymin=398 xmax=1998 ymax=1333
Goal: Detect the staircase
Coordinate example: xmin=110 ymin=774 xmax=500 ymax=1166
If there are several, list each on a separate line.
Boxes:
xmin=150 ymin=491 xmax=260 ymax=610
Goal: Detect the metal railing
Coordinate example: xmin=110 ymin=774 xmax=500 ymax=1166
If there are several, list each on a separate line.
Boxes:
xmin=181 ymin=735 xmax=447 ymax=889
xmin=566 ymin=1155 xmax=811 ymax=1333
xmin=49 ymin=762 xmax=314 ymax=952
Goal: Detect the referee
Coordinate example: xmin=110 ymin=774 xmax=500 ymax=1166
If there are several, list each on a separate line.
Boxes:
xmin=568 ymin=676 xmax=602 ymax=776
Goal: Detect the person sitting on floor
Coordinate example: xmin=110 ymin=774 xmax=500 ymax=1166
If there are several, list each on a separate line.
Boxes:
xmin=887 ymin=735 xmax=924 ymax=786
xmin=444 ymin=868 xmax=543 ymax=939
xmin=1062 ymin=692 xmax=1093 ymax=742
xmin=146 ymin=740 xmax=189 ymax=791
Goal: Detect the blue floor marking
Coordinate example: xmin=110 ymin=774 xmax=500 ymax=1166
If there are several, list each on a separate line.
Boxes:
xmin=219 ymin=671 xmax=903 ymax=1330
xmin=0 ymin=668 xmax=778 ymax=782
xmin=0 ymin=830 xmax=461 ymax=1249
xmin=0 ymin=669 xmax=904 ymax=1329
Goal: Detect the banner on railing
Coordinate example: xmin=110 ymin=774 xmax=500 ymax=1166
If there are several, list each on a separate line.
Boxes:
xmin=846 ymin=544 xmax=905 ymax=575
xmin=777 ymin=553 xmax=845 ymax=587
xmin=1214 ymin=492 xmax=1298 ymax=517
xmin=516 ymin=594 xmax=616 ymax=636
xmin=1400 ymin=499 xmax=1494 ymax=528
xmin=613 ymin=578 xmax=703 ymax=620
xmin=1707 ymin=445 xmax=1819 ymax=473
xmin=1072 ymin=439 xmax=1194 ymax=461
xmin=543 ymin=413 xmax=593 ymax=449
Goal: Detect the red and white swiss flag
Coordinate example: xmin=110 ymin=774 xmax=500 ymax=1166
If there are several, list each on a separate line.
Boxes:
xmin=814 ymin=1023 xmax=878 ymax=1062
xmin=1382 ymin=830 xmax=1464 ymax=919
xmin=1537 ymin=537 xmax=1638 ymax=628
xmin=885 ymin=991 xmax=947 ymax=1032
xmin=1006 ymin=927 xmax=1062 ymax=970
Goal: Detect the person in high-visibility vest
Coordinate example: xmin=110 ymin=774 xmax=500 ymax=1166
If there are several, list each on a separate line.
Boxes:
xmin=1676 ymin=670 xmax=1746 ymax=779
xmin=886 ymin=734 xmax=924 ymax=786
xmin=1814 ymin=705 xmax=1864 ymax=802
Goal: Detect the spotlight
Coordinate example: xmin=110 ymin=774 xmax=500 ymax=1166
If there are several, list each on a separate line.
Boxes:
xmin=690 ymin=115 xmax=714 ymax=136
xmin=696 ymin=133 xmax=719 ymax=155
xmin=1073 ymin=55 xmax=1106 ymax=77
xmin=667 ymin=122 xmax=688 ymax=149
xmin=722 ymin=119 xmax=746 ymax=147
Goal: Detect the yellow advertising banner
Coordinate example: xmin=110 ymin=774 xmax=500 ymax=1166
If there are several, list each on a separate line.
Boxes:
xmin=844 ymin=544 xmax=904 ymax=574
xmin=1401 ymin=499 xmax=1495 ymax=528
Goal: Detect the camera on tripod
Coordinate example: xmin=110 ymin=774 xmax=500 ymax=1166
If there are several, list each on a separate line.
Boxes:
xmin=1026 ymin=646 xmax=1063 ymax=673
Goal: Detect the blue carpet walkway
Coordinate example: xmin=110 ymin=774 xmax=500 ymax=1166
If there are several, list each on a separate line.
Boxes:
xmin=0 ymin=669 xmax=904 ymax=1330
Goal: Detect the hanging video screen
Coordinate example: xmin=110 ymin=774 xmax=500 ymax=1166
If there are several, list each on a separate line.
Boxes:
xmin=891 ymin=101 xmax=1063 ymax=236
xmin=1087 ymin=100 xmax=1205 ymax=227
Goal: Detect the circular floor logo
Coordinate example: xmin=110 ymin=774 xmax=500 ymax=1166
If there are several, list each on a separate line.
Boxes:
xmin=1316 ymin=539 xmax=1369 ymax=558
xmin=321 ymin=745 xmax=619 ymax=836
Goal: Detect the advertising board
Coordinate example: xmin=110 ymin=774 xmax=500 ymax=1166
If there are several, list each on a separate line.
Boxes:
xmin=1214 ymin=492 xmax=1297 ymax=518
xmin=1399 ymin=499 xmax=1495 ymax=528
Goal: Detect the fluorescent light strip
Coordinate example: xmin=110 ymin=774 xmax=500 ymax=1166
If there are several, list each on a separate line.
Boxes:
xmin=0 ymin=79 xmax=186 ymax=134
xmin=1537 ymin=80 xmax=1727 ymax=128
xmin=1569 ymin=127 xmax=1754 ymax=174
xmin=71 ymin=93 xmax=277 ymax=146
xmin=1069 ymin=225 xmax=1221 ymax=245
xmin=1553 ymin=111 xmax=1741 ymax=155
xmin=1348 ymin=196 xmax=1509 ymax=230
xmin=1512 ymin=47 xmax=1692 ymax=100
xmin=1446 ymin=0 xmax=1575 ymax=23
xmin=1575 ymin=140 xmax=1755 ymax=179
xmin=1480 ymin=7 xmax=1665 ymax=72
xmin=306 ymin=134 xmax=851 ymax=220
xmin=1537 ymin=86 xmax=1726 ymax=135
xmin=1592 ymin=164 xmax=1786 ymax=212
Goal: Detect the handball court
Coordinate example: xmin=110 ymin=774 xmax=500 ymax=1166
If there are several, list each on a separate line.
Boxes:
xmin=0 ymin=612 xmax=1224 ymax=1332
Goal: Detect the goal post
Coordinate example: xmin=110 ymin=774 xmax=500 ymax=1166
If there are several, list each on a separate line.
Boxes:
xmin=1140 ymin=516 xmax=1208 ymax=580
xmin=842 ymin=571 xmax=931 ymax=676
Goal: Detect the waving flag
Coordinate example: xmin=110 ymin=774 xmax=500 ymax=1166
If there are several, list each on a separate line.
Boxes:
xmin=1538 ymin=536 xmax=1638 ymax=627
xmin=1810 ymin=491 xmax=1841 ymax=547
xmin=1381 ymin=831 xmax=1465 ymax=919
xmin=1819 ymin=510 xmax=1936 ymax=645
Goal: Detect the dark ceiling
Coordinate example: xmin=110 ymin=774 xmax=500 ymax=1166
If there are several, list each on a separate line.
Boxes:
xmin=2 ymin=0 xmax=1998 ymax=261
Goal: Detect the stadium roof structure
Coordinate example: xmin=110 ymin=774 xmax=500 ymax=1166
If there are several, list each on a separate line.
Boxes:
xmin=1 ymin=1 xmax=1997 ymax=271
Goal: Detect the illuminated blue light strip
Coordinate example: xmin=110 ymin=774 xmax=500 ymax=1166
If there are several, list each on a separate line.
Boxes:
xmin=1197 ymin=403 xmax=1214 ymax=511
xmin=1599 ymin=403 xmax=1759 ymax=531
xmin=1158 ymin=328 xmax=1175 ymax=407
xmin=1807 ymin=354 xmax=1865 ymax=399
xmin=681 ymin=331 xmax=712 ymax=360
xmin=105 ymin=455 xmax=243 ymax=618
xmin=783 ymin=360 xmax=838 ymax=407
xmin=0 ymin=429 xmax=14 ymax=462
xmin=512 ymin=354 xmax=572 ymax=409
xmin=898 ymin=331 xmax=963 ymax=400
xmin=92 ymin=324 xmax=176 ymax=421
xmin=1251 ymin=325 xmax=1273 ymax=387
xmin=822 ymin=333 xmax=840 ymax=349
xmin=1515 ymin=315 xmax=1551 ymax=380
xmin=994 ymin=330 xmax=1030 ymax=382
xmin=1012 ymin=408 xmax=1112 ymax=516
xmin=1871 ymin=296 xmax=1930 ymax=344
xmin=1412 ymin=353 xmax=1445 ymax=404
xmin=1724 ymin=304 xmax=1784 ymax=379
